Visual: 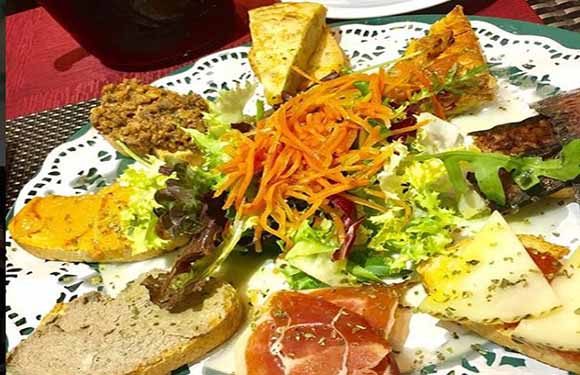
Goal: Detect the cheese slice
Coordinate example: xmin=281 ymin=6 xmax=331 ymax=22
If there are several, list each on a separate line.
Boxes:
xmin=419 ymin=212 xmax=561 ymax=323
xmin=512 ymin=250 xmax=580 ymax=352
xmin=306 ymin=27 xmax=348 ymax=81
xmin=248 ymin=3 xmax=327 ymax=105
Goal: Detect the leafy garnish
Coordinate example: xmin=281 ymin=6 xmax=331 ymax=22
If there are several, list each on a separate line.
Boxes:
xmin=115 ymin=140 xmax=155 ymax=166
xmin=118 ymin=160 xmax=173 ymax=255
xmin=153 ymin=162 xmax=213 ymax=240
xmin=414 ymin=64 xmax=488 ymax=102
xmin=355 ymin=51 xmax=423 ymax=73
xmin=143 ymin=215 xmax=256 ymax=311
xmin=285 ymin=219 xmax=355 ymax=286
xmin=183 ymin=128 xmax=230 ymax=177
xmin=348 ymin=248 xmax=412 ymax=281
xmin=353 ymin=81 xmax=371 ymax=97
xmin=434 ymin=64 xmax=488 ymax=95
xmin=256 ymin=99 xmax=265 ymax=121
xmin=286 ymin=219 xmax=338 ymax=259
xmin=394 ymin=64 xmax=489 ymax=116
xmin=279 ymin=264 xmax=328 ymax=290
xmin=364 ymin=142 xmax=461 ymax=275
xmin=204 ymin=82 xmax=256 ymax=128
xmin=418 ymin=139 xmax=580 ymax=206
xmin=170 ymin=217 xmax=255 ymax=288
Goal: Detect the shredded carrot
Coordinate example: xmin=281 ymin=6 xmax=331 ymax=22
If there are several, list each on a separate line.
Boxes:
xmin=431 ymin=95 xmax=447 ymax=119
xmin=389 ymin=119 xmax=429 ymax=137
xmin=215 ymin=58 xmax=456 ymax=247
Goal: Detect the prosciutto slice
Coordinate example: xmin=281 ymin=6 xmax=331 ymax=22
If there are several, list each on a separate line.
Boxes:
xmin=309 ymin=285 xmax=399 ymax=337
xmin=245 ymin=289 xmax=400 ymax=375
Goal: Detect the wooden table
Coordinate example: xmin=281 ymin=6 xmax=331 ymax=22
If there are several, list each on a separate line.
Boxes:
xmin=6 ymin=0 xmax=544 ymax=119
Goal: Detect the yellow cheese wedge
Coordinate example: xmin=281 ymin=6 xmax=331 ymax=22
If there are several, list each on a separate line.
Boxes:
xmin=419 ymin=212 xmax=561 ymax=323
xmin=248 ymin=3 xmax=327 ymax=104
xmin=512 ymin=250 xmax=580 ymax=352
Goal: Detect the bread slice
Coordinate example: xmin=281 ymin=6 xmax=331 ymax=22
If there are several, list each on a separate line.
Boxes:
xmin=249 ymin=2 xmax=327 ymax=104
xmin=90 ymin=79 xmax=208 ymax=163
xmin=306 ymin=27 xmax=349 ymax=81
xmin=8 ymin=183 xmax=185 ymax=263
xmin=518 ymin=234 xmax=569 ymax=259
xmin=7 ymin=277 xmax=242 ymax=375
xmin=462 ymin=322 xmax=580 ymax=374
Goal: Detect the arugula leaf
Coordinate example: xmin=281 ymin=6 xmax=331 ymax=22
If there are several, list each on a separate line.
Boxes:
xmin=397 ymin=64 xmax=490 ymax=116
xmin=354 ymin=51 xmax=423 ymax=74
xmin=437 ymin=64 xmax=488 ymax=95
xmin=419 ymin=139 xmax=580 ymax=206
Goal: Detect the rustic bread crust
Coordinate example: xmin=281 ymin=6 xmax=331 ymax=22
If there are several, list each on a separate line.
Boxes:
xmin=462 ymin=322 xmax=580 ymax=374
xmin=8 ymin=242 xmax=173 ymax=263
xmin=7 ymin=278 xmax=243 ymax=375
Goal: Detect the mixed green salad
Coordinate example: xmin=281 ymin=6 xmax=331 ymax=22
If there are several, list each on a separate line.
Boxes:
xmin=111 ymin=74 xmax=580 ymax=309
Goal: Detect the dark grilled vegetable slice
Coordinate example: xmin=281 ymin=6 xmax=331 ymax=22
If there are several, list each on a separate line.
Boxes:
xmin=467 ymin=89 xmax=580 ymax=212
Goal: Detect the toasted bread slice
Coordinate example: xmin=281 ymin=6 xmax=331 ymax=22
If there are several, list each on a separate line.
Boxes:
xmin=8 ymin=183 xmax=184 ymax=263
xmin=462 ymin=322 xmax=580 ymax=374
xmin=90 ymin=79 xmax=207 ymax=164
xmin=518 ymin=234 xmax=569 ymax=259
xmin=306 ymin=27 xmax=349 ymax=81
xmin=249 ymin=2 xmax=327 ymax=104
xmin=403 ymin=6 xmax=496 ymax=116
xmin=7 ymin=276 xmax=243 ymax=375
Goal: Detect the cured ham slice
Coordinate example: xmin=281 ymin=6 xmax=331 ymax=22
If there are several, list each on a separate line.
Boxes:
xmin=245 ymin=289 xmax=400 ymax=375
xmin=309 ymin=285 xmax=399 ymax=337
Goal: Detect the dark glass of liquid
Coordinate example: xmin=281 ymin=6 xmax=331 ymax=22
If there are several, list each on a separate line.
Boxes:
xmin=37 ymin=0 xmax=236 ymax=70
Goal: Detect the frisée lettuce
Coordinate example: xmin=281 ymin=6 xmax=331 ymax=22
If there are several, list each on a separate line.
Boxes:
xmin=183 ymin=83 xmax=258 ymax=187
xmin=285 ymin=219 xmax=355 ymax=286
xmin=351 ymin=117 xmax=485 ymax=278
xmin=366 ymin=155 xmax=459 ymax=276
xmin=280 ymin=116 xmax=489 ymax=283
xmin=118 ymin=160 xmax=173 ymax=255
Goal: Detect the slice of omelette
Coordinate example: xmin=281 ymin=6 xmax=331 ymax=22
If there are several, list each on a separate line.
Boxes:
xmin=402 ymin=6 xmax=497 ymax=116
xmin=249 ymin=3 xmax=327 ymax=105
xmin=306 ymin=27 xmax=349 ymax=81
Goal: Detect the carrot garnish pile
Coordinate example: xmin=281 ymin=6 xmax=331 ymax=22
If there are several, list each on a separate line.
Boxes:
xmin=214 ymin=68 xmax=430 ymax=249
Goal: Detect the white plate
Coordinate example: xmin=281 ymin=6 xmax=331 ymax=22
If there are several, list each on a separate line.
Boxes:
xmin=6 ymin=17 xmax=580 ymax=375
xmin=283 ymin=0 xmax=453 ymax=19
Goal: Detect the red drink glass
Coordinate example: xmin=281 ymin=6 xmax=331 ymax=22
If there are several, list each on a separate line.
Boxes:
xmin=37 ymin=0 xmax=236 ymax=70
